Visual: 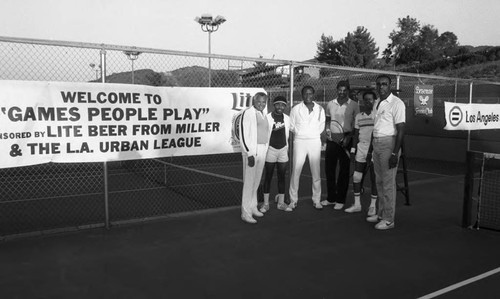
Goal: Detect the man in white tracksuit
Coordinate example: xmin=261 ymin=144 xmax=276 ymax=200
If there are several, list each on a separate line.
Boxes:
xmin=289 ymin=86 xmax=326 ymax=210
xmin=239 ymin=92 xmax=270 ymax=224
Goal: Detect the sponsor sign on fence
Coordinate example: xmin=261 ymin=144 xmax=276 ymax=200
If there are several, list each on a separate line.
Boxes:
xmin=414 ymin=85 xmax=433 ymax=116
xmin=444 ymin=101 xmax=500 ymax=130
xmin=0 ymin=80 xmax=264 ymax=168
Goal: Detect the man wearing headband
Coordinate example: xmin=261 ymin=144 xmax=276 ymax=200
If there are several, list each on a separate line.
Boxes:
xmin=260 ymin=96 xmax=293 ymax=213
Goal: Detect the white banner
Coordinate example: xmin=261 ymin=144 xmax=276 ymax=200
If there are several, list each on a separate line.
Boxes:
xmin=0 ymin=80 xmax=264 ymax=168
xmin=444 ymin=101 xmax=500 ymax=130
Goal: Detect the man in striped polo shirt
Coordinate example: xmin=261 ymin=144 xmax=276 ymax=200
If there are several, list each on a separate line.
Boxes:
xmin=346 ymin=91 xmax=378 ymax=216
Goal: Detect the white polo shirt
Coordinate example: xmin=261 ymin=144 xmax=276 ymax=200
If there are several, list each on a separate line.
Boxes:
xmin=373 ymin=93 xmax=405 ymax=137
xmin=325 ymin=98 xmax=359 ymax=133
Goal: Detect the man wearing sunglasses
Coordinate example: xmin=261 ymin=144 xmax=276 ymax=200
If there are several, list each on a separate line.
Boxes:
xmin=366 ymin=75 xmax=406 ymax=230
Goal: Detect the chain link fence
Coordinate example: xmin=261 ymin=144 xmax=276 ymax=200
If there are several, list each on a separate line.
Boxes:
xmin=1 ymin=36 xmax=499 ymax=239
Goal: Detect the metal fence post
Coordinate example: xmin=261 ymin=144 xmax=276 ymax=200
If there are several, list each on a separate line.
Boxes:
xmin=454 ymin=80 xmax=458 ymax=103
xmin=100 ymin=48 xmax=107 ymax=83
xmin=289 ymin=62 xmax=295 ymax=178
xmin=467 ymin=81 xmax=474 ymax=151
xmin=289 ymin=62 xmax=294 ymax=104
xmin=100 ymin=47 xmax=110 ymax=230
xmin=103 ymin=162 xmax=110 ymax=230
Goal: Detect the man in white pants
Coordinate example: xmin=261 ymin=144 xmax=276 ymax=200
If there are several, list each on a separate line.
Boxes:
xmin=289 ymin=86 xmax=326 ymax=210
xmin=239 ymin=92 xmax=270 ymax=224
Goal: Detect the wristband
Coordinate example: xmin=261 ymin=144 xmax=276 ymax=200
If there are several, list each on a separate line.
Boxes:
xmin=391 ymin=153 xmax=396 ymax=156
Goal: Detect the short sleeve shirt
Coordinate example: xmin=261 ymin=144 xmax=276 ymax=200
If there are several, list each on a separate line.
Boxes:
xmin=326 ymin=98 xmax=359 ymax=133
xmin=269 ymin=112 xmax=286 ymax=149
xmin=373 ymin=93 xmax=406 ymax=137
xmin=355 ymin=112 xmax=375 ymax=145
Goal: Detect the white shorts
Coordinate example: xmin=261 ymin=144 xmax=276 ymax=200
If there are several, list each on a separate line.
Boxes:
xmin=355 ymin=141 xmax=370 ymax=163
xmin=265 ymin=146 xmax=289 ymax=163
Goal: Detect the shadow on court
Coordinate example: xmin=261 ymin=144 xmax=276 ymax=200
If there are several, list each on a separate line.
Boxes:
xmin=1 ymin=159 xmax=500 ymax=299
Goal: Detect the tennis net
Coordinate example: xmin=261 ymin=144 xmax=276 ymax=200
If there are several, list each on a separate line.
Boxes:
xmin=463 ymin=150 xmax=500 ymax=230
xmin=110 ymin=154 xmax=244 ymax=221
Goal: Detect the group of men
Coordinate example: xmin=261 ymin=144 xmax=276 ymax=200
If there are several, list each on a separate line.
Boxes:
xmin=238 ymin=74 xmax=406 ymax=230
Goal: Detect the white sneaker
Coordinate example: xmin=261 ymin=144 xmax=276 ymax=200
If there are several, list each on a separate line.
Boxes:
xmin=366 ymin=215 xmax=380 ymax=223
xmin=345 ymin=205 xmax=361 ymax=213
xmin=313 ymin=202 xmax=323 ymax=210
xmin=259 ymin=203 xmax=270 ymax=213
xmin=320 ymin=200 xmax=334 ymax=206
xmin=277 ymin=202 xmax=293 ymax=212
xmin=252 ymin=210 xmax=264 ymax=217
xmin=367 ymin=206 xmax=376 ymax=216
xmin=333 ymin=203 xmax=344 ymax=210
xmin=375 ymin=220 xmax=395 ymax=230
xmin=241 ymin=214 xmax=257 ymax=224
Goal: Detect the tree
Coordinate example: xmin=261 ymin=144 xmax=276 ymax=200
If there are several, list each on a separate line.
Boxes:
xmin=437 ymin=31 xmax=459 ymax=57
xmin=316 ymin=27 xmax=378 ymax=68
xmin=315 ymin=33 xmax=342 ymax=65
xmin=340 ymin=26 xmax=379 ymax=67
xmin=385 ymin=16 xmax=462 ymax=67
xmin=418 ymin=25 xmax=440 ymax=60
xmin=397 ymin=24 xmax=439 ymax=64
xmin=253 ymin=55 xmax=267 ymax=70
xmin=383 ymin=16 xmax=421 ymax=65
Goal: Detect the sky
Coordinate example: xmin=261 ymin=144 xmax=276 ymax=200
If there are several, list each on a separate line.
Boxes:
xmin=0 ymin=0 xmax=499 ymax=62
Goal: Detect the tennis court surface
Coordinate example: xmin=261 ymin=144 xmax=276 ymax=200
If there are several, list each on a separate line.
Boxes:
xmin=1 ymin=158 xmax=500 ymax=299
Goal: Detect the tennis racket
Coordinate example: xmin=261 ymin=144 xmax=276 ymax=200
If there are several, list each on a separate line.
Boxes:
xmin=329 ymin=120 xmax=350 ymax=157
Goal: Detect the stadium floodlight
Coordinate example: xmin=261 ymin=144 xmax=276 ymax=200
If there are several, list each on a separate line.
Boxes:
xmin=194 ymin=13 xmax=227 ymax=87
xmin=195 ymin=13 xmax=213 ymax=25
xmin=213 ymin=15 xmax=226 ymax=26
xmin=123 ymin=51 xmax=142 ymax=84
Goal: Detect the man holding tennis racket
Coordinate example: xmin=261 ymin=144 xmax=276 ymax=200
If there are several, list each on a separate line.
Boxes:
xmin=366 ymin=74 xmax=406 ymax=230
xmin=322 ymin=80 xmax=360 ymax=210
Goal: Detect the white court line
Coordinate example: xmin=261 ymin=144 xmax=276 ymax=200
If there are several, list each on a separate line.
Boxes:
xmin=417 ymin=267 xmax=500 ymax=299
xmin=152 ymin=158 xmax=243 ymax=183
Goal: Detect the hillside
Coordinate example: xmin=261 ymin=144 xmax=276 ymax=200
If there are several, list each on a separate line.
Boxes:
xmin=97 ymin=66 xmax=240 ymax=87
xmin=95 ymin=46 xmax=500 ymax=86
xmin=396 ymin=46 xmax=500 ymax=82
xmin=435 ymin=60 xmax=500 ymax=81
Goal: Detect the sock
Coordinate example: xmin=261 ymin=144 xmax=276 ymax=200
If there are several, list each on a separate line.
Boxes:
xmin=263 ymin=193 xmax=269 ymax=205
xmin=370 ymin=195 xmax=377 ymax=207
xmin=277 ymin=194 xmax=285 ymax=205
xmin=354 ymin=193 xmax=361 ymax=207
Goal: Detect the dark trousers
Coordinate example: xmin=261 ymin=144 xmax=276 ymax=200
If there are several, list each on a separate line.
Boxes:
xmin=324 ymin=140 xmax=350 ymax=204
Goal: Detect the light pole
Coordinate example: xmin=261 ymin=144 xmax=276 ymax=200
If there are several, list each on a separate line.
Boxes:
xmin=194 ymin=14 xmax=226 ymax=87
xmin=89 ymin=63 xmax=100 ymax=80
xmin=124 ymin=51 xmax=142 ymax=84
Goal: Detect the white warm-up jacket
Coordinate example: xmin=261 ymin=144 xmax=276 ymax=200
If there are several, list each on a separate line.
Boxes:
xmin=238 ymin=106 xmax=271 ymax=157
